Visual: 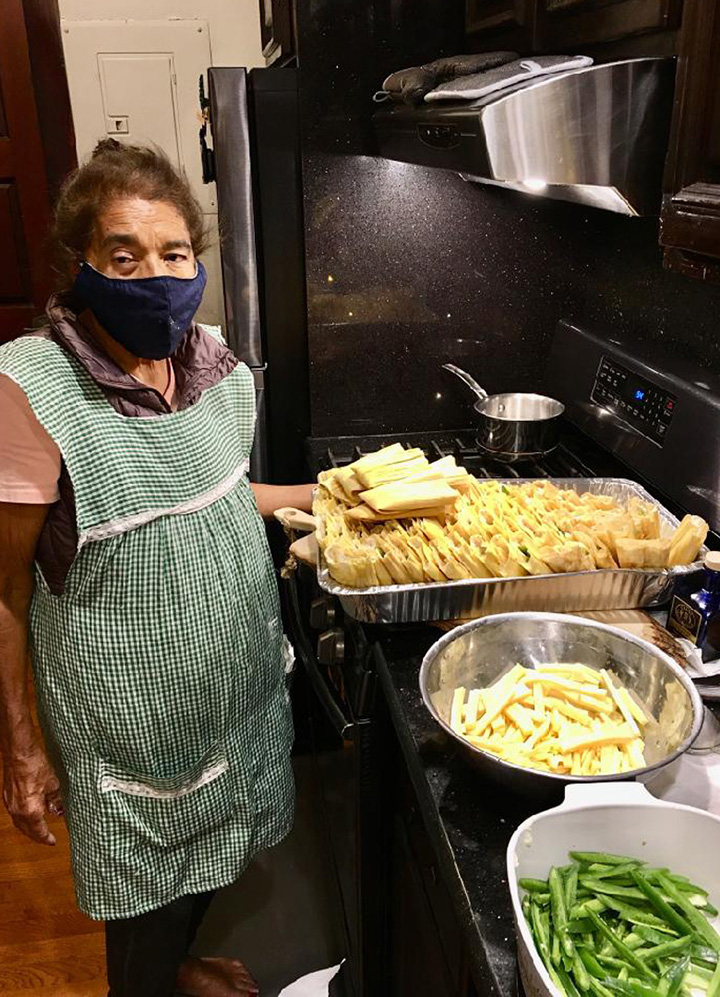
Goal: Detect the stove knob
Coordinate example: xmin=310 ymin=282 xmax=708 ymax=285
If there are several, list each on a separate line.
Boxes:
xmin=310 ymin=597 xmax=337 ymax=631
xmin=317 ymin=628 xmax=345 ymax=666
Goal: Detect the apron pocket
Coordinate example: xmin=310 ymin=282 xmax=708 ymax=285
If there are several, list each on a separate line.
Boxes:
xmin=98 ymin=745 xmax=237 ymax=849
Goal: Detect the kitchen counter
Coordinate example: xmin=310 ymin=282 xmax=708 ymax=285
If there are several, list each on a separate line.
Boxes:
xmin=369 ymin=623 xmax=720 ymax=997
xmin=371 ymin=624 xmax=533 ymax=996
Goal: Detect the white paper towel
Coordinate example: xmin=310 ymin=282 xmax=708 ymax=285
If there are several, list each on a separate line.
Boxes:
xmin=675 ymin=636 xmax=720 ymax=678
xmin=277 ymin=962 xmax=344 ymax=997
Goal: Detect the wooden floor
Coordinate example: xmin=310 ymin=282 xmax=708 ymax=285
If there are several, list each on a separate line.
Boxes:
xmin=0 ymin=793 xmax=106 ymax=995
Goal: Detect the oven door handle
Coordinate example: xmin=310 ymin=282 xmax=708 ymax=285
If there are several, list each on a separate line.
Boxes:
xmin=285 ymin=572 xmax=357 ymax=741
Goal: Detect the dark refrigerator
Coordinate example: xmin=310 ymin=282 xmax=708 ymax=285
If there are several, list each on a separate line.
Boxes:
xmin=203 ymin=67 xmax=310 ymax=485
xmin=202 ymin=66 xmax=359 ymax=997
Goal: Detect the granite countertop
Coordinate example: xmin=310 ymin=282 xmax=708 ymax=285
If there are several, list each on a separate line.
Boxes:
xmin=370 ymin=623 xmax=720 ymax=997
xmin=371 ymin=625 xmax=535 ymax=996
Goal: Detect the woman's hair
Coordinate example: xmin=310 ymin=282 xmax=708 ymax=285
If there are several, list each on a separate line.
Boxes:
xmin=51 ymin=138 xmax=209 ymax=289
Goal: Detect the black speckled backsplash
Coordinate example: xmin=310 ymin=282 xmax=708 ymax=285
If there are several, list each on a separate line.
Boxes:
xmin=297 ymin=0 xmax=720 ymax=437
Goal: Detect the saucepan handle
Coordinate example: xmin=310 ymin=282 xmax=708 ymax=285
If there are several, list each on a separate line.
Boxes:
xmin=442 ymin=363 xmax=489 ymax=402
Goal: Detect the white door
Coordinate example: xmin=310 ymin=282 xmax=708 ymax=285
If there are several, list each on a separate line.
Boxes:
xmin=61 ymin=20 xmax=224 ymax=326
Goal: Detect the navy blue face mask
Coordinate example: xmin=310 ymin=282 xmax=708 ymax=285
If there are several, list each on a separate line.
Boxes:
xmin=73 ymin=260 xmax=207 ymax=360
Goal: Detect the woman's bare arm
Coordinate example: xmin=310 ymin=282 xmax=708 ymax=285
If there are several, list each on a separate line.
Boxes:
xmin=250 ymin=483 xmax=314 ymax=520
xmin=0 ymin=502 xmax=61 ymax=845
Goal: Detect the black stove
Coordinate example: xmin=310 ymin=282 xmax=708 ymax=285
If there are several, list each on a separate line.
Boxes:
xmin=294 ymin=322 xmax=720 ymax=997
xmin=309 ymin=424 xmax=615 ymax=477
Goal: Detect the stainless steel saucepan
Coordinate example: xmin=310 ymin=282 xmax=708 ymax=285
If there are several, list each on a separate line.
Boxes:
xmin=443 ymin=363 xmax=564 ymax=460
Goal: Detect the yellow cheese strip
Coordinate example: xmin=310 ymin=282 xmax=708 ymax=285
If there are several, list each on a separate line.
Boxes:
xmin=505 ymin=703 xmax=535 ymax=737
xmin=600 ymin=668 xmax=640 ymax=736
xmin=427 ymin=652 xmax=656 ymax=779
xmin=450 ymin=687 xmax=466 ymax=734
xmin=626 ymin=739 xmax=647 ymax=769
xmin=617 ymin=686 xmax=650 ymax=725
xmin=523 ymin=672 xmax=610 ymax=701
xmin=535 ymin=663 xmax=602 ymax=684
xmin=463 ymin=689 xmax=484 ymax=730
xmin=533 ymin=681 xmax=545 ymax=718
xmin=526 ymin=718 xmax=551 ymax=750
xmin=560 ymin=724 xmax=637 ymax=753
xmin=544 ymin=696 xmax=593 ymax=726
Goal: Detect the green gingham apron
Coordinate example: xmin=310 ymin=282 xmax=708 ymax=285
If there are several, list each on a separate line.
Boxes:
xmin=0 ymin=332 xmax=294 ymax=920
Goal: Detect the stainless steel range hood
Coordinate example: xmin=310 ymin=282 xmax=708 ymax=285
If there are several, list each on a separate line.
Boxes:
xmin=372 ymin=58 xmax=675 ymax=216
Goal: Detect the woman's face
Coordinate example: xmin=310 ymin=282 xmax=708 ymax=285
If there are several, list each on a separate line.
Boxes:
xmin=86 ymin=197 xmax=196 ymax=279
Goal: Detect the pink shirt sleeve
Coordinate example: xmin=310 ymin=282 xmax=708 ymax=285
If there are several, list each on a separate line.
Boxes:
xmin=0 ymin=374 xmax=61 ymax=504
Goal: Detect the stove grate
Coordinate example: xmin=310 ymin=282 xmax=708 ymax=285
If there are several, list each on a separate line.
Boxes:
xmin=320 ymin=437 xmax=596 ymax=479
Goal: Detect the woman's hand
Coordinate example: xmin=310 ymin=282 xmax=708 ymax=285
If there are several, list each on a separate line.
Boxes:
xmin=3 ymin=744 xmax=63 ymax=846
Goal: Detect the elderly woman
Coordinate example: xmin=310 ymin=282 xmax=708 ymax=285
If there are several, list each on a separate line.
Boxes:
xmin=0 ymin=140 xmax=312 ymax=997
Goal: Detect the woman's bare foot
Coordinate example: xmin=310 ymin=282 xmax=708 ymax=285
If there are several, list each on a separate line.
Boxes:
xmin=176 ymin=955 xmax=259 ymax=997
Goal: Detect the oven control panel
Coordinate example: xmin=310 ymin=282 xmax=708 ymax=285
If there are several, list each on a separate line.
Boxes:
xmin=591 ymin=356 xmax=676 ymax=445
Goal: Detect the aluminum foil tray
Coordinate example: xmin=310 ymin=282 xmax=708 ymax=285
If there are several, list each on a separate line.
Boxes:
xmin=317 ymin=478 xmax=707 ymax=624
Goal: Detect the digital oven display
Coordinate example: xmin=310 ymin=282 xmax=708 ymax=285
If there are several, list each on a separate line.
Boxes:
xmin=591 ymin=356 xmax=676 ymax=445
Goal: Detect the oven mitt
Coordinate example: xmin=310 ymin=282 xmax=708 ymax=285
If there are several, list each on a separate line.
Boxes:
xmin=373 ymin=52 xmax=518 ymax=104
xmin=424 ymin=55 xmax=593 ymax=102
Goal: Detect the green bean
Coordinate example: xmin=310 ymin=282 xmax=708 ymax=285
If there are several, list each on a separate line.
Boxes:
xmin=687 ymin=962 xmax=714 ymax=982
xmin=659 ymin=955 xmax=690 ymax=997
xmin=663 ymin=872 xmax=709 ymax=898
xmin=520 ymin=877 xmax=550 ymax=893
xmin=587 ymin=979 xmax=614 ymax=997
xmin=702 ymin=900 xmax=720 ymax=917
xmin=595 ymin=954 xmax=629 ymax=971
xmin=571 ymin=852 xmax=645 ymax=867
xmin=579 ymin=878 xmax=647 ymax=902
xmin=595 ymin=894 xmax=679 ymax=932
xmin=532 ymin=893 xmax=551 ymax=905
xmin=556 ymin=964 xmax=582 ymax=997
xmin=601 ymin=979 xmax=663 ymax=997
xmin=551 ymin=867 xmax=575 ymax=960
xmin=691 ymin=943 xmax=720 ymax=967
xmin=567 ymin=919 xmax=595 ymax=935
xmin=655 ymin=872 xmax=720 ymax=953
xmin=565 ymin=864 xmax=580 ymax=912
xmin=571 ymin=899 xmax=607 ymax=918
xmin=630 ymin=871 xmax=696 ymax=938
xmin=531 ymin=904 xmax=567 ymax=994
xmin=621 ymin=933 xmax=644 ymax=951
xmin=530 ymin=901 xmax=553 ymax=970
xmin=578 ymin=947 xmax=606 ymax=979
xmin=586 ymin=910 xmax=657 ymax=982
xmin=640 ymin=934 xmax=693 ymax=962
xmin=635 ymin=925 xmax=679 ymax=946
xmin=552 ymin=927 xmax=561 ymax=965
xmin=708 ymin=953 xmax=720 ymax=997
xmin=573 ymin=950 xmax=592 ymax=991
xmin=585 ymin=862 xmax=644 ymax=881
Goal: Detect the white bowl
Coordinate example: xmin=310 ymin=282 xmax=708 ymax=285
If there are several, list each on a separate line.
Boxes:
xmin=506 ymin=783 xmax=720 ymax=997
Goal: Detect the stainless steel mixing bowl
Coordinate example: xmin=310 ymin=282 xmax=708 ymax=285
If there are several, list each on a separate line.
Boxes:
xmin=419 ymin=612 xmax=703 ymax=796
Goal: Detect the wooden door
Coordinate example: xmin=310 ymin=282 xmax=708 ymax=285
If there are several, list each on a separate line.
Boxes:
xmin=0 ymin=0 xmax=55 ymax=342
xmin=660 ymin=0 xmax=720 ymax=279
